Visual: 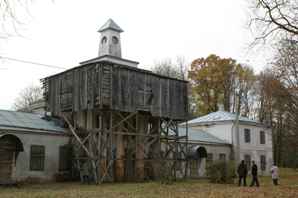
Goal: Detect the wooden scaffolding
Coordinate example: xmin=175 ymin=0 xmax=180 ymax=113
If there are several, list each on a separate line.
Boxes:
xmin=42 ymin=61 xmax=189 ymax=183
xmin=60 ymin=111 xmax=188 ymax=183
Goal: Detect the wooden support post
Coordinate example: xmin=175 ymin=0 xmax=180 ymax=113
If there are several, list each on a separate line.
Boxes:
xmin=136 ymin=113 xmax=145 ymax=181
xmin=87 ymin=110 xmax=98 ymax=184
xmin=184 ymin=120 xmax=189 ymax=178
xmin=97 ymin=114 xmax=102 ymax=182
xmin=100 ymin=114 xmax=108 ymax=182
xmin=76 ymin=111 xmax=87 ymax=129
xmin=109 ymin=111 xmax=114 ymax=181
xmin=115 ymin=119 xmax=125 ymax=182
xmin=152 ymin=118 xmax=161 ymax=179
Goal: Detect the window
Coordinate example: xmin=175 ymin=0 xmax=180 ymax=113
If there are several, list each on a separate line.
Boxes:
xmin=244 ymin=154 xmax=251 ymax=169
xmin=260 ymin=155 xmax=266 ymax=171
xmin=30 ymin=145 xmax=45 ymax=171
xmin=206 ymin=153 xmax=213 ymax=164
xmin=219 ymin=153 xmax=226 ymax=161
xmin=112 ymin=36 xmax=119 ymax=44
xmin=260 ymin=131 xmax=266 ymax=144
xmin=244 ymin=129 xmax=251 ymax=143
xmin=59 ymin=145 xmax=71 ymax=171
xmin=101 ymin=36 xmax=107 ymax=44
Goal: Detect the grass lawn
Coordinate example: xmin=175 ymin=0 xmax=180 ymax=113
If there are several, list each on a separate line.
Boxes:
xmin=1 ymin=169 xmax=298 ymax=198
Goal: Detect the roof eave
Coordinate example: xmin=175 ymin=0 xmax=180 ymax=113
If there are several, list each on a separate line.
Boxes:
xmin=185 ymin=120 xmax=270 ymax=128
xmin=0 ymin=125 xmax=67 ymax=135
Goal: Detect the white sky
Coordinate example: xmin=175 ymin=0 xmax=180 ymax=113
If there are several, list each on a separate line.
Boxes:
xmin=0 ymin=0 xmax=272 ymax=110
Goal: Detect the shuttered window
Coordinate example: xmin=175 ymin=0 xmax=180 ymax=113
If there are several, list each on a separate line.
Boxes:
xmin=244 ymin=129 xmax=251 ymax=143
xmin=30 ymin=145 xmax=45 ymax=171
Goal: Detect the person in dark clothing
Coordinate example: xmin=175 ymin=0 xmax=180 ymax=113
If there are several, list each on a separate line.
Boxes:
xmin=237 ymin=160 xmax=248 ymax=186
xmin=250 ymin=161 xmax=260 ymax=187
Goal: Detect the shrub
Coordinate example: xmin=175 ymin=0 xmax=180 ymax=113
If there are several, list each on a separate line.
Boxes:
xmin=206 ymin=160 xmax=236 ymax=184
xmin=159 ymin=160 xmax=175 ymax=185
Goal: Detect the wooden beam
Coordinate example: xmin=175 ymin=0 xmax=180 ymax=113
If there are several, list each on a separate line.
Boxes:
xmin=62 ymin=115 xmax=93 ymax=158
xmin=116 ymin=112 xmax=136 ymax=132
xmin=111 ymin=112 xmax=137 ymax=130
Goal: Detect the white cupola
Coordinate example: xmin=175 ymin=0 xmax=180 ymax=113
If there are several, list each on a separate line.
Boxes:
xmin=98 ymin=19 xmax=123 ymax=58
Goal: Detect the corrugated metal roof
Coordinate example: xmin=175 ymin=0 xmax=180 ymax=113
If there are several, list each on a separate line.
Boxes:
xmin=98 ymin=19 xmax=124 ymax=32
xmin=179 ymin=127 xmax=229 ymax=144
xmin=0 ymin=110 xmax=65 ymax=133
xmin=186 ymin=110 xmax=259 ymax=125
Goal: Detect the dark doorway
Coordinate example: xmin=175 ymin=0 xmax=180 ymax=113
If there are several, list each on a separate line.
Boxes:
xmin=0 ymin=134 xmax=24 ymax=184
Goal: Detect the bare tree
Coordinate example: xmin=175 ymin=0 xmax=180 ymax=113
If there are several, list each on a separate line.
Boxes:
xmin=0 ymin=0 xmax=52 ymax=38
xmin=254 ymin=39 xmax=298 ymax=167
xmin=250 ymin=0 xmax=298 ymax=44
xmin=151 ymin=56 xmax=189 ymax=80
xmin=13 ymin=84 xmax=43 ymax=112
xmin=175 ymin=56 xmax=188 ymax=80
xmin=1 ymin=0 xmax=27 ymax=38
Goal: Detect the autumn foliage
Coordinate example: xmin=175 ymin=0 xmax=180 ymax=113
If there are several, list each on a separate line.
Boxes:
xmin=189 ymin=54 xmax=254 ymax=116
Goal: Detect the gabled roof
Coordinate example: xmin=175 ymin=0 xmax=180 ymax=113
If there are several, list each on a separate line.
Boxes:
xmin=98 ymin=19 xmax=124 ymax=32
xmin=0 ymin=110 xmax=66 ymax=133
xmin=185 ymin=110 xmax=259 ymax=126
xmin=179 ymin=127 xmax=229 ymax=144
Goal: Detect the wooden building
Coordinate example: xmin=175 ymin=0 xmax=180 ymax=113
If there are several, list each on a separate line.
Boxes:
xmin=42 ymin=19 xmax=189 ymax=183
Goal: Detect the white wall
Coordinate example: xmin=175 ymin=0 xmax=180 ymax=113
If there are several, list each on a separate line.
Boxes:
xmin=190 ymin=121 xmax=273 ymax=176
xmin=7 ymin=131 xmax=69 ymax=181
xmin=192 ymin=123 xmax=233 ymax=143
xmin=237 ymin=124 xmax=273 ymax=175
xmin=187 ymin=143 xmax=231 ymax=178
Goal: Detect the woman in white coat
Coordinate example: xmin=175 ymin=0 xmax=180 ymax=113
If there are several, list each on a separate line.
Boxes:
xmin=270 ymin=164 xmax=279 ymax=186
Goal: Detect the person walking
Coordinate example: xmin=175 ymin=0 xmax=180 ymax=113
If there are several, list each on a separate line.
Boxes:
xmin=270 ymin=164 xmax=279 ymax=186
xmin=237 ymin=160 xmax=248 ymax=186
xmin=250 ymin=161 xmax=260 ymax=187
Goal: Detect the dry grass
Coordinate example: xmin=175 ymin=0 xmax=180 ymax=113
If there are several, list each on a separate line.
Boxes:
xmin=1 ymin=169 xmax=298 ymax=198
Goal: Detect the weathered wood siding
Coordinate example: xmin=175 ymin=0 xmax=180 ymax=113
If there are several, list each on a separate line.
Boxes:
xmin=43 ymin=63 xmax=188 ymax=120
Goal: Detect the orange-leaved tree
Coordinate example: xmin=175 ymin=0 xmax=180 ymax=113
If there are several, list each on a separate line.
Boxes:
xmin=189 ymin=54 xmax=255 ymax=116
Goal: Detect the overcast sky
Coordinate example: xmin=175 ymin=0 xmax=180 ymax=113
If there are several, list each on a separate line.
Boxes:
xmin=0 ymin=0 xmax=271 ymax=110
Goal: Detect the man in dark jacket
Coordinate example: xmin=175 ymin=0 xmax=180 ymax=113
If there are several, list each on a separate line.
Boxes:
xmin=237 ymin=160 xmax=247 ymax=186
xmin=250 ymin=161 xmax=260 ymax=187
xmin=237 ymin=160 xmax=248 ymax=186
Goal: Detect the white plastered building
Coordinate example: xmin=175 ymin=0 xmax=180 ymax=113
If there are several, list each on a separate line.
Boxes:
xmin=181 ymin=109 xmax=273 ymax=176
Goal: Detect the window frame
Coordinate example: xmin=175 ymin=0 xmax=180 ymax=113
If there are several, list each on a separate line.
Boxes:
xmin=260 ymin=155 xmax=266 ymax=171
xmin=244 ymin=128 xmax=251 ymax=143
xmin=219 ymin=153 xmax=226 ymax=161
xmin=260 ymin=131 xmax=266 ymax=144
xmin=30 ymin=145 xmax=45 ymax=171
